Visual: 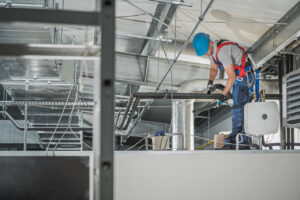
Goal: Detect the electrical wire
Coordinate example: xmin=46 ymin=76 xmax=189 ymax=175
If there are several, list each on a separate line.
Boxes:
xmin=137 ymin=144 xmax=146 ymax=150
xmin=46 ymin=84 xmax=74 ymax=152
xmin=123 ymin=0 xmax=169 ymax=28
xmin=52 ymin=85 xmax=93 ymax=151
xmin=116 ymin=13 xmax=147 ymax=18
xmin=193 ymin=135 xmax=251 ymax=147
xmin=121 ymin=0 xmax=189 ymax=39
xmin=126 ymin=136 xmax=147 ymax=151
xmin=125 ymin=133 xmax=251 ymax=151
xmin=52 ymin=53 xmax=94 ymax=151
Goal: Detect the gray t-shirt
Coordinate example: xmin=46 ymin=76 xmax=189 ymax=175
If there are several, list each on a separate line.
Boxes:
xmin=209 ymin=40 xmax=244 ymax=69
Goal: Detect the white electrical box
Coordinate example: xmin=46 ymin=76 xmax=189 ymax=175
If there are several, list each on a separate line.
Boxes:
xmin=244 ymin=102 xmax=279 ymax=135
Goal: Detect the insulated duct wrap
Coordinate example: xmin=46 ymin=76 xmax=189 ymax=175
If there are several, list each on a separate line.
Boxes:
xmin=172 ymin=100 xmax=194 ymax=150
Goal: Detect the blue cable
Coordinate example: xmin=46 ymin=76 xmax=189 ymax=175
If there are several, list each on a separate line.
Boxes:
xmin=255 ymin=70 xmax=260 ymax=102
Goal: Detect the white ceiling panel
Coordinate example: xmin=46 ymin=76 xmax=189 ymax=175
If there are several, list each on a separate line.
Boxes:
xmin=170 ymin=0 xmax=299 ymax=47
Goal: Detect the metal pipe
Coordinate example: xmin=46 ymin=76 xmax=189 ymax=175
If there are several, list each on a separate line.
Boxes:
xmin=133 ymin=92 xmax=281 ymax=100
xmin=261 ymin=136 xmax=300 ymax=149
xmin=278 ymin=58 xmax=285 ymax=149
xmin=0 ymin=111 xmax=92 ymax=131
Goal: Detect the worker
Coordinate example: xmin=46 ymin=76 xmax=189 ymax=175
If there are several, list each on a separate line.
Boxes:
xmin=192 ymin=32 xmax=253 ymax=149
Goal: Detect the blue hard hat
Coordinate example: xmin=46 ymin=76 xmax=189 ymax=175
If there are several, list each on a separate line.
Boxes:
xmin=192 ymin=33 xmax=210 ymax=56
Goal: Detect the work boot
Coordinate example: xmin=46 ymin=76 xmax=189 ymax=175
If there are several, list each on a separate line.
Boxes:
xmin=221 ymin=145 xmax=234 ymax=150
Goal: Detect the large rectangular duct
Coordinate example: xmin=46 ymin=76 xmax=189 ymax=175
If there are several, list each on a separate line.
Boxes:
xmin=283 ymin=68 xmax=300 ymax=128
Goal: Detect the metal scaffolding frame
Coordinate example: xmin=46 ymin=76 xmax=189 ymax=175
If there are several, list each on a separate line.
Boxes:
xmin=0 ymin=1 xmax=115 ymax=200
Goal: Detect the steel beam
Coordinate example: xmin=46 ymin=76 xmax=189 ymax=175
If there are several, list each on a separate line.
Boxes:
xmin=140 ymin=3 xmax=177 ymax=56
xmin=248 ymin=2 xmax=300 ymax=67
xmin=0 ymin=44 xmax=100 ymax=60
xmin=149 ymin=0 xmax=193 ymax=7
xmin=0 ymin=8 xmax=100 ymax=26
xmin=96 ymin=0 xmax=115 ymax=200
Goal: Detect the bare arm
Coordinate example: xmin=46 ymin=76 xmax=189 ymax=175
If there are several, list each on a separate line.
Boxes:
xmin=223 ymin=64 xmax=236 ymax=95
xmin=209 ymin=62 xmax=218 ymax=81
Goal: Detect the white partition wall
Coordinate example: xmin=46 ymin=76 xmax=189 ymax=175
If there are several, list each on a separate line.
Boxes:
xmin=115 ymin=151 xmax=300 ymax=200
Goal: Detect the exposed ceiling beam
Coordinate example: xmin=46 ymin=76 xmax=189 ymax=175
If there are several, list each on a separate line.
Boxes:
xmin=149 ymin=0 xmax=192 ymax=7
xmin=0 ymin=8 xmax=100 ymax=26
xmin=140 ymin=3 xmax=177 ymax=56
xmin=0 ymin=43 xmax=99 ymax=60
xmin=248 ymin=2 xmax=300 ymax=68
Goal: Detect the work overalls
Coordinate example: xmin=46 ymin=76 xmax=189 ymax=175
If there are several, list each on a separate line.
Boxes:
xmin=212 ymin=41 xmax=254 ymax=147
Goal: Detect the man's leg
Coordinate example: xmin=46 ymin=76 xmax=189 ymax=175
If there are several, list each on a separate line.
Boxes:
xmin=224 ymin=79 xmax=249 ymax=146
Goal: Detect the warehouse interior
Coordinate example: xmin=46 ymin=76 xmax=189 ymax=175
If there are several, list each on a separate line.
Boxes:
xmin=0 ymin=0 xmax=299 ymax=200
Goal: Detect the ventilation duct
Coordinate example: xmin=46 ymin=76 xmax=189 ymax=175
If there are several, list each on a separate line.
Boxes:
xmin=283 ymin=68 xmax=300 ymax=128
xmin=172 ymin=100 xmax=194 ymax=150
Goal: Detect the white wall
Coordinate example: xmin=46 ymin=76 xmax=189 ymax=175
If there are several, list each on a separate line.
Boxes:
xmin=115 ymin=151 xmax=300 ymax=200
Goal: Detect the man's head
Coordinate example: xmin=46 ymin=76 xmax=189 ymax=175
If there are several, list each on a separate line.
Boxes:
xmin=193 ymin=32 xmax=213 ymax=56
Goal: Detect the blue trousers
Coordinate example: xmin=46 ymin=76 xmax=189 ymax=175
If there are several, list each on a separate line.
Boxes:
xmin=224 ymin=77 xmax=250 ymax=146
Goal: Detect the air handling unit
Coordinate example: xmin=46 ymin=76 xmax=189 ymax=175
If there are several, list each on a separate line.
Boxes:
xmin=283 ymin=68 xmax=300 ymax=128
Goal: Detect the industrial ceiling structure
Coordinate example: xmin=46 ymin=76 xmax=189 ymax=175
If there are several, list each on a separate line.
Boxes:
xmin=0 ymin=0 xmax=298 ymax=151
xmin=0 ymin=0 xmax=299 ymax=199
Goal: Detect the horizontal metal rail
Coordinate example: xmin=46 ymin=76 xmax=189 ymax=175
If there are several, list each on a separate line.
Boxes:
xmin=0 ymin=111 xmax=92 ymax=131
xmin=0 ymin=101 xmax=94 ymax=106
xmin=0 ymin=8 xmax=100 ymax=26
xmin=0 ymin=43 xmax=100 ymax=60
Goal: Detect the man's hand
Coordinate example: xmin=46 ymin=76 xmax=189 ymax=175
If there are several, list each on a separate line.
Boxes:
xmin=207 ymin=80 xmax=214 ymax=95
xmin=218 ymin=93 xmax=231 ymax=105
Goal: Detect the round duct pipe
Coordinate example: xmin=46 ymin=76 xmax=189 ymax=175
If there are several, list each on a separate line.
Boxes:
xmin=172 ymin=80 xmax=204 ymax=150
xmin=172 ymin=99 xmax=194 ymax=150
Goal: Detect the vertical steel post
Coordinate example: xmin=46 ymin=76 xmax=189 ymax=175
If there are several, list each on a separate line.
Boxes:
xmin=80 ymin=130 xmax=83 ymax=151
xmin=280 ymin=57 xmax=286 ymax=149
xmin=23 ymin=104 xmax=28 ymax=151
xmin=95 ymin=0 xmax=115 ymax=200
